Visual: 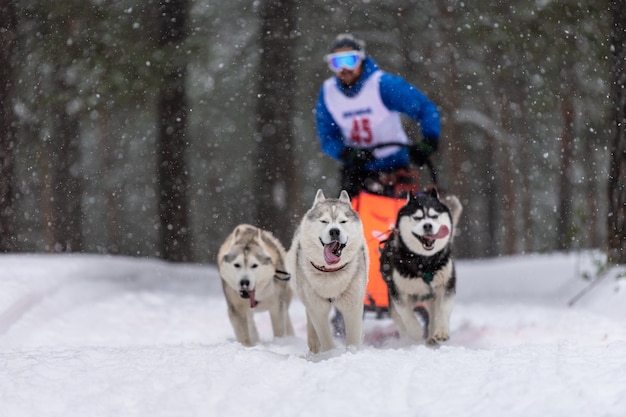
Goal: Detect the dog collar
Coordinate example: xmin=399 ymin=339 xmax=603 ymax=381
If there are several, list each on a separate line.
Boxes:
xmin=310 ymin=261 xmax=348 ymax=273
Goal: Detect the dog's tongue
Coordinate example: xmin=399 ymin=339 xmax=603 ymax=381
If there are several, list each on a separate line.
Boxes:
xmin=324 ymin=241 xmax=341 ymax=265
xmin=248 ymin=289 xmax=258 ymax=308
xmin=431 ymin=225 xmax=450 ymax=239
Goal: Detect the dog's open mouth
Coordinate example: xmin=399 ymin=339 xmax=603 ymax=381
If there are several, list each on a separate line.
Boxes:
xmin=414 ymin=225 xmax=450 ymax=250
xmin=323 ymin=240 xmax=346 ymax=265
xmin=239 ymin=289 xmax=258 ymax=308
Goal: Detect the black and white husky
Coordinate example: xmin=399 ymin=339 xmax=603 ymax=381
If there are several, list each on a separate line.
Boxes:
xmin=380 ymin=188 xmax=462 ymax=345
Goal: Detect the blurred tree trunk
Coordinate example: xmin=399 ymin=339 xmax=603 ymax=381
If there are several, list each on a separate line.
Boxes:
xmin=46 ymin=64 xmax=84 ymax=252
xmin=0 ymin=0 xmax=17 ymax=252
xmin=99 ymin=114 xmax=122 ymax=254
xmin=555 ymin=31 xmax=577 ymax=251
xmin=498 ymin=140 xmax=517 ymax=255
xmin=157 ymin=0 xmax=191 ymax=262
xmin=254 ymin=0 xmax=298 ymax=246
xmin=608 ymin=0 xmax=626 ymax=264
xmin=556 ymin=94 xmax=575 ymax=250
xmin=497 ymin=87 xmax=519 ymax=255
xmin=582 ymin=135 xmax=601 ymax=247
xmin=517 ymin=100 xmax=533 ymax=254
xmin=42 ymin=7 xmax=86 ymax=253
xmin=484 ymin=135 xmax=498 ymax=257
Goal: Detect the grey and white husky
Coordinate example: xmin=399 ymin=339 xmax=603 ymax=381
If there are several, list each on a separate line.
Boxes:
xmin=287 ymin=190 xmax=368 ymax=353
xmin=380 ymin=188 xmax=462 ymax=345
xmin=217 ymin=224 xmax=294 ymax=346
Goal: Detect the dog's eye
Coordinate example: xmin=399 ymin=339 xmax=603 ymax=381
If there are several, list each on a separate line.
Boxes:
xmin=251 ymin=263 xmax=258 ymax=269
xmin=320 ymin=220 xmax=329 ymax=224
xmin=233 ymin=263 xmax=241 ymax=268
xmin=412 ymin=215 xmax=423 ymax=221
xmin=430 ymin=214 xmax=439 ymax=219
xmin=340 ymin=220 xmax=347 ymax=224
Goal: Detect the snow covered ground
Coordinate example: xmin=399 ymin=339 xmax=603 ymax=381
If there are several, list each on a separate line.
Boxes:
xmin=0 ymin=252 xmax=624 ymax=417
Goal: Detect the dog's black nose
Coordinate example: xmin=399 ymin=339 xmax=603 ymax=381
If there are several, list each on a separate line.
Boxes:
xmin=240 ymin=278 xmax=250 ymax=288
xmin=329 ymin=228 xmax=340 ymax=241
xmin=423 ymin=223 xmax=433 ymax=234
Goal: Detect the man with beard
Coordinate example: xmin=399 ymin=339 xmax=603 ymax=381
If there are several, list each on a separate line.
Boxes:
xmin=315 ymin=33 xmax=441 ymax=197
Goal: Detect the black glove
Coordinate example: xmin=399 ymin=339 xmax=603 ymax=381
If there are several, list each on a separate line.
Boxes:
xmin=423 ymin=136 xmax=438 ymax=152
xmin=409 ymin=138 xmax=437 ymax=167
xmin=340 ymin=147 xmax=375 ymax=168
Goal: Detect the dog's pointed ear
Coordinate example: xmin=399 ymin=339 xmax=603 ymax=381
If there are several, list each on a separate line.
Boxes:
xmin=406 ymin=192 xmax=413 ymax=204
xmin=223 ymin=229 xmax=241 ymax=260
xmin=339 ymin=190 xmax=351 ymax=203
xmin=314 ymin=189 xmax=326 ymax=203
xmin=222 ymin=250 xmax=237 ymax=263
xmin=426 ymin=185 xmax=440 ymax=200
xmin=254 ymin=229 xmax=271 ymax=257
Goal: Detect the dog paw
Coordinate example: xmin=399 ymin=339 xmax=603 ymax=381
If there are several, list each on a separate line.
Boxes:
xmin=430 ymin=331 xmax=449 ymax=343
xmin=425 ymin=338 xmax=440 ymax=348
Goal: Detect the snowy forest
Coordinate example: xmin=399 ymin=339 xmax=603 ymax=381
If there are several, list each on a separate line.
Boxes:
xmin=0 ymin=0 xmax=625 ymax=263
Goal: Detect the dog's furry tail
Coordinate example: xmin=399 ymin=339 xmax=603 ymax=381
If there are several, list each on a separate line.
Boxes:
xmin=443 ymin=195 xmax=463 ymax=242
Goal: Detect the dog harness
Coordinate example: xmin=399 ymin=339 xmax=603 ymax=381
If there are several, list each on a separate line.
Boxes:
xmin=273 ymin=269 xmax=291 ymax=281
xmin=381 ymin=232 xmax=435 ymax=284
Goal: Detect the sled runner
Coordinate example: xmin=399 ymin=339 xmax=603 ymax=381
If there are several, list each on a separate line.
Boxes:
xmin=349 ymin=143 xmax=438 ymax=318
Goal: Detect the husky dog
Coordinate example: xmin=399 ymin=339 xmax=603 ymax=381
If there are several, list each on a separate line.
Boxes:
xmin=380 ymin=188 xmax=462 ymax=345
xmin=287 ymin=190 xmax=368 ymax=353
xmin=217 ymin=224 xmax=294 ymax=346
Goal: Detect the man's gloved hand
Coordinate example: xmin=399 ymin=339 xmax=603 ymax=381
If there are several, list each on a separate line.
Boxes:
xmin=409 ymin=137 xmax=437 ymax=167
xmin=340 ymin=147 xmax=375 ymax=168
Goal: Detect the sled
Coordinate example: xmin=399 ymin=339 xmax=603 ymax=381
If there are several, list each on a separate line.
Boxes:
xmin=350 ymin=144 xmax=438 ymax=318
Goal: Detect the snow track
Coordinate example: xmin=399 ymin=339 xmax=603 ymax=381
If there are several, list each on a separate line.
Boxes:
xmin=0 ymin=253 xmax=624 ymax=417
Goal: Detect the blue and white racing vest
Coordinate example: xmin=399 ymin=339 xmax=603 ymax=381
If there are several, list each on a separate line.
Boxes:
xmin=323 ymin=70 xmax=409 ymax=159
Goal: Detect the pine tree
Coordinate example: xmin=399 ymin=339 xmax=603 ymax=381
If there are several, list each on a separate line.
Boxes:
xmin=0 ymin=0 xmax=17 ymax=252
xmin=608 ymin=0 xmax=626 ymax=264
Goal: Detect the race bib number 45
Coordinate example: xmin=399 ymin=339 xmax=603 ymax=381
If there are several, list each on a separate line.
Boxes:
xmin=350 ymin=117 xmax=373 ymax=145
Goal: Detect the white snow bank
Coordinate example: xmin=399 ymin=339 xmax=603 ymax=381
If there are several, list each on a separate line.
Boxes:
xmin=0 ymin=252 xmax=624 ymax=417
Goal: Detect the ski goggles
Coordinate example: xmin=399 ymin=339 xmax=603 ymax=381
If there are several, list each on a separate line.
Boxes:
xmin=325 ymin=51 xmax=364 ymax=72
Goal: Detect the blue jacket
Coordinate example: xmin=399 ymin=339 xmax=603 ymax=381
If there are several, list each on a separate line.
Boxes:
xmin=315 ymin=57 xmax=440 ymax=172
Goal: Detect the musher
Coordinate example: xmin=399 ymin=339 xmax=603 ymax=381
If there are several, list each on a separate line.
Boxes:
xmin=315 ymin=33 xmax=441 ymax=197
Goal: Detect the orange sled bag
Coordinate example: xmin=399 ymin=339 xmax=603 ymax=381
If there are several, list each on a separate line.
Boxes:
xmin=352 ymin=192 xmax=408 ymax=312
